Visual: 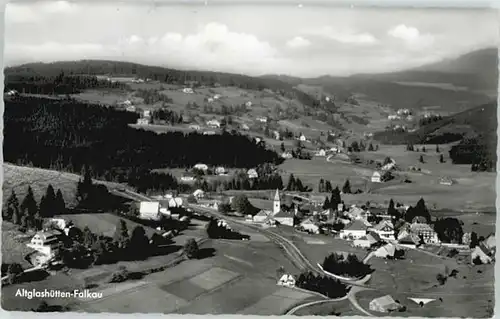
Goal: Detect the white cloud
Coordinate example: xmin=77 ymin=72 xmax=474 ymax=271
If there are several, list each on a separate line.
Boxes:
xmin=6 ymin=1 xmax=76 ymax=23
xmin=5 ymin=23 xmax=288 ymax=76
xmin=304 ymin=26 xmax=377 ymax=45
xmin=388 ymin=24 xmax=434 ymax=49
xmin=286 ymin=36 xmax=311 ymax=49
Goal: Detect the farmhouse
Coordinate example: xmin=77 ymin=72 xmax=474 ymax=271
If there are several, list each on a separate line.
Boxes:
xmin=370 ymin=220 xmax=395 ymax=240
xmin=126 ymin=105 xmax=136 ymax=112
xmin=253 ymin=210 xmax=271 ymax=223
xmin=189 ymin=124 xmax=201 ymax=130
xmin=277 ymin=274 xmax=296 ymax=287
xmin=137 ymin=118 xmax=150 ymax=125
xmin=281 ymin=152 xmax=293 ymax=159
xmin=374 ymin=243 xmax=397 ymax=258
xmin=471 ymin=244 xmax=493 ymax=264
xmin=139 ymin=201 xmax=161 ymax=221
xmin=213 ymin=94 xmax=221 ymax=100
xmin=410 ymin=223 xmax=440 ymax=244
xmin=315 ymin=149 xmax=326 ymax=157
xmin=347 ymin=205 xmax=368 ymax=220
xmin=247 ymin=169 xmax=259 ymax=179
xmin=299 ymin=134 xmax=307 ymax=142
xmin=340 ymin=220 xmax=367 ymax=240
xmin=483 ymin=233 xmax=496 ymax=252
xmin=439 ymin=177 xmax=454 ymax=186
xmin=273 ymin=131 xmax=280 ymax=140
xmin=256 ymin=116 xmax=268 ymax=123
xmin=241 ymin=124 xmax=250 ymax=130
xmin=369 ymin=295 xmax=402 ymax=313
xmin=203 ymin=131 xmax=216 ymax=135
xmin=193 ymin=163 xmax=209 ymax=171
xmin=6 ymin=89 xmax=19 ymax=96
xmin=183 ymin=88 xmax=194 ymax=94
xmin=207 ymin=119 xmax=221 ymax=128
xmin=143 ymin=110 xmax=151 ymax=118
xmin=27 ymin=230 xmax=62 ymax=257
xmin=309 ymin=195 xmax=326 ymax=207
xmin=193 ymin=189 xmax=205 ymax=199
xmin=181 ymin=175 xmax=195 ymax=182
xmin=300 ymin=218 xmax=320 ymax=234
xmin=26 ymin=251 xmax=53 ymax=267
xmin=207 ymin=97 xmax=214 ymax=103
xmin=215 ymin=166 xmax=227 ymax=175
xmin=371 ymin=171 xmax=382 ymax=183
xmin=273 ymin=210 xmax=294 ymax=226
xmin=245 ymin=101 xmax=253 ymax=107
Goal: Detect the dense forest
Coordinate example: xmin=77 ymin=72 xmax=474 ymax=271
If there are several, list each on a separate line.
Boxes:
xmin=4 ymin=96 xmax=282 ymax=185
xmin=5 ymin=72 xmax=128 ymax=95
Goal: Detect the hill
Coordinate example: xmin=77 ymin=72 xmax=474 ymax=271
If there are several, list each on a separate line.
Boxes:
xmin=373 ymin=101 xmax=497 ymax=170
xmin=351 ymin=47 xmax=498 ymax=96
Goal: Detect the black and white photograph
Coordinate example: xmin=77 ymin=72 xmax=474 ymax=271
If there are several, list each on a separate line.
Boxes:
xmin=1 ymin=1 xmax=497 ymax=317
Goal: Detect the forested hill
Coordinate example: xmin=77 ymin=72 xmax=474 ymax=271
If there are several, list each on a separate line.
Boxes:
xmin=373 ymin=101 xmax=497 ymax=171
xmin=5 ymin=60 xmax=294 ymax=92
xmin=4 ymin=96 xmax=282 ymax=181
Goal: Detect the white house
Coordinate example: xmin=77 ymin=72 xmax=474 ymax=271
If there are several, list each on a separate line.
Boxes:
xmin=207 ymin=119 xmax=221 ymax=128
xmin=137 ymin=118 xmax=150 ymax=125
xmin=183 ymin=88 xmax=194 ymax=94
xmin=299 ymin=134 xmax=307 ymax=142
xmin=139 ymin=201 xmax=161 ymax=221
xmin=189 ymin=124 xmax=201 ymax=131
xmin=253 ymin=210 xmax=271 ymax=223
xmin=277 ymin=274 xmax=296 ymax=287
xmin=410 ymin=223 xmax=440 ymax=244
xmin=370 ymin=220 xmax=395 ymax=240
xmin=315 ymin=149 xmax=326 ymax=157
xmin=340 ymin=220 xmax=367 ymax=240
xmin=193 ymin=163 xmax=209 ymax=171
xmin=126 ymin=105 xmax=136 ymax=112
xmin=369 ymin=295 xmax=402 ymax=313
xmin=203 ymin=131 xmax=216 ymax=135
xmin=439 ymin=177 xmax=454 ymax=186
xmin=374 ymin=243 xmax=397 ymax=258
xmin=215 ymin=166 xmax=227 ymax=175
xmin=353 ymin=237 xmax=371 ymax=248
xmin=371 ymin=171 xmax=382 ymax=183
xmin=207 ymin=97 xmax=214 ymax=103
xmin=388 ymin=115 xmax=400 ymax=120
xmin=273 ymin=131 xmax=281 ymax=140
xmin=256 ymin=116 xmax=268 ymax=123
xmin=27 ymin=231 xmax=61 ymax=257
xmin=330 ymin=146 xmax=339 ymax=153
xmin=281 ymin=152 xmax=293 ymax=159
xmin=245 ymin=101 xmax=253 ymax=107
xmin=193 ymin=189 xmax=205 ymax=199
xmin=213 ymin=94 xmax=221 ymax=100
xmin=181 ymin=175 xmax=195 ymax=182
xmin=143 ymin=110 xmax=151 ymax=118
xmin=247 ymin=169 xmax=259 ymax=179
xmin=273 ymin=210 xmax=294 ymax=226
xmin=122 ymin=100 xmax=132 ymax=106
xmin=471 ymin=244 xmax=493 ymax=264
xmin=241 ymin=124 xmax=250 ymax=131
xmin=300 ymin=218 xmax=320 ymax=234
xmin=6 ymin=90 xmax=18 ymax=96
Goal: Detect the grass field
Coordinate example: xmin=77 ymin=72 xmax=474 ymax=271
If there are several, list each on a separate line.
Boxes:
xmin=292 ymin=299 xmax=362 ymax=316
xmin=76 ymin=239 xmax=318 ymax=314
xmin=3 ymin=163 xmax=126 ymax=208
xmin=358 ymin=248 xmax=495 ymax=318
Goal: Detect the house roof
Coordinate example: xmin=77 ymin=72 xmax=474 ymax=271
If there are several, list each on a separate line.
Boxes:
xmin=193 ymin=189 xmax=204 ymax=195
xmin=274 ymin=210 xmax=293 ymax=218
xmin=255 ymin=210 xmax=271 ymax=217
xmin=140 ymin=201 xmax=160 ymax=213
xmin=374 ymin=220 xmax=394 ymax=231
xmin=371 ymin=295 xmax=398 ymax=308
xmin=372 ymin=171 xmax=381 ymax=177
xmin=376 ymin=244 xmax=396 ymax=257
xmin=367 ymin=232 xmax=382 ymax=243
xmin=410 ymin=223 xmax=434 ymax=233
xmin=345 ymin=220 xmax=367 ymax=231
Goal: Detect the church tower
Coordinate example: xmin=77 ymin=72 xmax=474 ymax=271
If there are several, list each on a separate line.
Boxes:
xmin=273 ymin=189 xmax=281 ymax=214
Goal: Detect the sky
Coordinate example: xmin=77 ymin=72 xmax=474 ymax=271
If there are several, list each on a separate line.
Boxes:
xmin=4 ymin=1 xmax=499 ymax=77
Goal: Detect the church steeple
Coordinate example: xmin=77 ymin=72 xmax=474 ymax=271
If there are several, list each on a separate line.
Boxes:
xmin=273 ymin=189 xmax=281 ymax=214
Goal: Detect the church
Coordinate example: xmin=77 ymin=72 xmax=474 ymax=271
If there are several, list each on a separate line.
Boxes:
xmin=271 ymin=189 xmax=295 ymax=226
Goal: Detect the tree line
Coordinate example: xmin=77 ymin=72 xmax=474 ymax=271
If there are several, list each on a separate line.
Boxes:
xmin=322 ymin=253 xmax=373 ymax=279
xmin=5 ymin=72 xmax=127 ymax=95
xmin=3 ymin=185 xmax=66 ymax=231
xmin=295 ymin=271 xmax=349 ymax=298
